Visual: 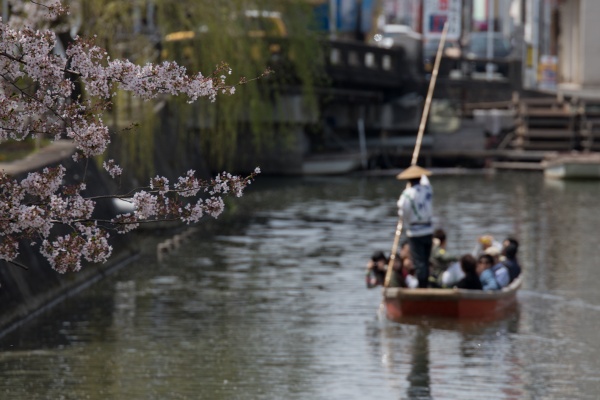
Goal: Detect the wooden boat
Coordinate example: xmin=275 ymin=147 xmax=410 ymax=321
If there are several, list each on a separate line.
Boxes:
xmin=542 ymin=153 xmax=600 ymax=179
xmin=302 ymin=153 xmax=363 ymax=175
xmin=382 ymin=275 xmax=522 ymax=321
xmin=379 ymin=26 xmax=523 ymax=322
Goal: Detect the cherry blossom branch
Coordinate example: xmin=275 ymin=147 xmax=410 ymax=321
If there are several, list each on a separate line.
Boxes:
xmin=0 ymin=2 xmax=263 ymax=274
xmin=7 ymin=260 xmax=29 ymax=270
xmin=0 ymin=70 xmax=69 ymax=125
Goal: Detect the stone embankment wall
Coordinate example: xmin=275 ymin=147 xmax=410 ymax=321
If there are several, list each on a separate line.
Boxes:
xmin=0 ymin=118 xmax=240 ymax=336
xmin=0 ymin=148 xmax=143 ymax=335
xmin=0 ymin=97 xmax=288 ymax=334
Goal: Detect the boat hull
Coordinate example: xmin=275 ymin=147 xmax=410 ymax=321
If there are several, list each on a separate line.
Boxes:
xmin=543 ymin=154 xmax=600 ymax=179
xmin=302 ymin=153 xmax=363 ymax=175
xmin=544 ymin=162 xmax=600 ymax=179
xmin=383 ymin=276 xmax=522 ymax=321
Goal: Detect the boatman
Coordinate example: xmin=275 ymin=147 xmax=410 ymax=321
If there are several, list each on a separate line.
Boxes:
xmin=396 ymin=165 xmax=434 ymax=288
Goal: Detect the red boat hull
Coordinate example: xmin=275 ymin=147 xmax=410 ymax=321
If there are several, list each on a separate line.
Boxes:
xmin=383 ymin=276 xmax=522 ymax=321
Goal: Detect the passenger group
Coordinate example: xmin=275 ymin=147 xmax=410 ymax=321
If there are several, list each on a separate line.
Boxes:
xmin=366 ymin=232 xmax=522 ymax=290
xmin=365 ymin=164 xmax=522 ymax=291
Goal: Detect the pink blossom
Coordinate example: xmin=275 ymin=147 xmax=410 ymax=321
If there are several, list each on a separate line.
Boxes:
xmin=0 ymin=2 xmax=260 ymax=273
xmin=103 ymin=160 xmax=123 ymax=178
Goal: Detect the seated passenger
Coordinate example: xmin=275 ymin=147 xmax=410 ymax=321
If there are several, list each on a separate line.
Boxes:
xmin=485 ymin=246 xmax=510 ymax=288
xmin=388 ymin=243 xmax=418 ymax=289
xmin=400 ymin=254 xmax=419 ymax=289
xmin=440 ymin=261 xmax=464 ymax=288
xmin=477 ymin=254 xmax=500 ymax=290
xmin=502 ymin=242 xmax=521 ymax=282
xmin=429 ymin=228 xmax=458 ymax=287
xmin=472 ymin=234 xmax=502 ymax=257
xmin=455 ymin=254 xmax=483 ymax=290
xmin=366 ymin=250 xmax=387 ymax=288
xmin=503 ymin=236 xmax=520 ymax=252
xmin=399 ymin=240 xmax=411 ymax=261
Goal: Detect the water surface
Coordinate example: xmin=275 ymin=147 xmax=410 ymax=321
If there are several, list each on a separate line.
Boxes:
xmin=1 ymin=171 xmax=600 ymax=399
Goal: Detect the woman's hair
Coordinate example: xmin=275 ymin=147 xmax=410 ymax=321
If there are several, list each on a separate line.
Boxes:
xmin=505 ymin=236 xmax=519 ymax=249
xmin=504 ymin=243 xmax=518 ymax=259
xmin=433 ymin=228 xmax=446 ymax=242
xmin=371 ymin=251 xmax=387 ymax=262
xmin=460 ymin=254 xmax=477 ymax=275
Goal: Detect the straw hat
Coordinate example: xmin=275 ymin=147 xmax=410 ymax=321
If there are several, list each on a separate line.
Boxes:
xmin=396 ymin=165 xmax=432 ymax=180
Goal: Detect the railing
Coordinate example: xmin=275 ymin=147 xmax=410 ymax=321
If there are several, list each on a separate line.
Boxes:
xmin=437 ymin=55 xmax=522 ymax=88
xmin=323 ymin=39 xmax=415 ymax=89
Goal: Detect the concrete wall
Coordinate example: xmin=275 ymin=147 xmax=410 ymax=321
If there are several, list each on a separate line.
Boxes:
xmin=559 ymin=0 xmax=600 ymax=86
xmin=580 ymin=0 xmax=600 ymax=85
xmin=558 ymin=0 xmax=580 ymax=84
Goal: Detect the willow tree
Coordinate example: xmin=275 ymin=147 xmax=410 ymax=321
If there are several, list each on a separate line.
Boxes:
xmin=75 ymin=0 xmax=325 ymax=173
xmin=0 ymin=1 xmax=259 ymax=272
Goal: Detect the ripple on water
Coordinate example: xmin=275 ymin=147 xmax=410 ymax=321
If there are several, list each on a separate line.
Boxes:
xmin=2 ymin=174 xmax=600 ymax=399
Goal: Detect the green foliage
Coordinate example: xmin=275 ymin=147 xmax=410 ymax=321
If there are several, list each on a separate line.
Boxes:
xmin=76 ymin=0 xmax=326 ymax=172
xmin=0 ymin=138 xmax=48 ymax=162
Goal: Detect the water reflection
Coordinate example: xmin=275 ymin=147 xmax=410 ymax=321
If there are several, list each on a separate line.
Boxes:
xmin=369 ymin=306 xmax=525 ymax=400
xmin=406 ymin=326 xmax=430 ymax=399
xmin=2 ymin=172 xmax=600 ymax=399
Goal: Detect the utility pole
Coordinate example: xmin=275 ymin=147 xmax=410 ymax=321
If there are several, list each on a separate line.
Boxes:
xmin=486 ymin=0 xmax=495 ymax=79
xmin=330 ymin=0 xmax=337 ymax=39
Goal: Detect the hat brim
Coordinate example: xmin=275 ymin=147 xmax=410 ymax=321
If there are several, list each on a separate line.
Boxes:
xmin=396 ymin=165 xmax=432 ymax=180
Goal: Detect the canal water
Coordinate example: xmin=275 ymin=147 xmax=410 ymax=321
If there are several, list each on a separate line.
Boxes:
xmin=1 ymin=171 xmax=600 ymax=399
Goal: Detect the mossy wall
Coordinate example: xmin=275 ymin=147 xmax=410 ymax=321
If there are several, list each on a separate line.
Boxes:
xmin=0 ymin=156 xmax=139 ymax=334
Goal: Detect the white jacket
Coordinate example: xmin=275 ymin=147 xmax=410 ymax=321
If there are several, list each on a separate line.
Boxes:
xmin=397 ymin=175 xmax=434 ymax=237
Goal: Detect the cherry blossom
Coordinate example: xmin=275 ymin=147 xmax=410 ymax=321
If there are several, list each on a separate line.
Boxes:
xmin=102 ymin=160 xmax=123 ymax=178
xmin=0 ymin=1 xmax=260 ymax=273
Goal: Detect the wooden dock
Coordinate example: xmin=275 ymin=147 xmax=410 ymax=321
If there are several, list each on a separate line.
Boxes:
xmin=454 ymin=93 xmax=600 ymax=171
xmin=491 ymin=161 xmax=545 ymax=170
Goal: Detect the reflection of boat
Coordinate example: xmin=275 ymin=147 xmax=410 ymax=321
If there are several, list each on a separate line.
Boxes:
xmin=543 ymin=153 xmax=600 ymax=179
xmin=382 ymin=276 xmax=522 ymax=321
xmin=302 ymin=153 xmax=363 ymax=175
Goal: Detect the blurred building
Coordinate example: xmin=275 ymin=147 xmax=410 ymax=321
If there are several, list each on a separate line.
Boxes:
xmin=378 ymin=0 xmax=600 ymax=93
xmin=556 ymin=0 xmax=600 ymax=90
xmin=312 ymin=0 xmax=378 ymax=40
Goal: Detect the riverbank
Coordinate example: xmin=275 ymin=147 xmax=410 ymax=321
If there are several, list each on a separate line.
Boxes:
xmin=0 ymin=138 xmax=260 ymax=335
xmin=0 ymin=142 xmax=143 ymax=334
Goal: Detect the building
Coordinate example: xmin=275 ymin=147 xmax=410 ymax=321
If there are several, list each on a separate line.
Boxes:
xmin=557 ymin=0 xmax=600 ymax=91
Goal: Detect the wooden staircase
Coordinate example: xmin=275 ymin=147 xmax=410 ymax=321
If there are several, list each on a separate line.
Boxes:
xmin=499 ymin=94 xmax=600 ymax=153
xmin=465 ymin=93 xmax=600 ymax=170
xmin=511 ymin=97 xmax=578 ymax=151
xmin=579 ymin=100 xmax=600 ymax=151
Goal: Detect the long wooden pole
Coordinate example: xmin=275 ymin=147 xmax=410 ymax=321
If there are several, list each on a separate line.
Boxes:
xmin=383 ymin=22 xmax=449 ymax=288
xmin=412 ymin=22 xmax=450 ymax=167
